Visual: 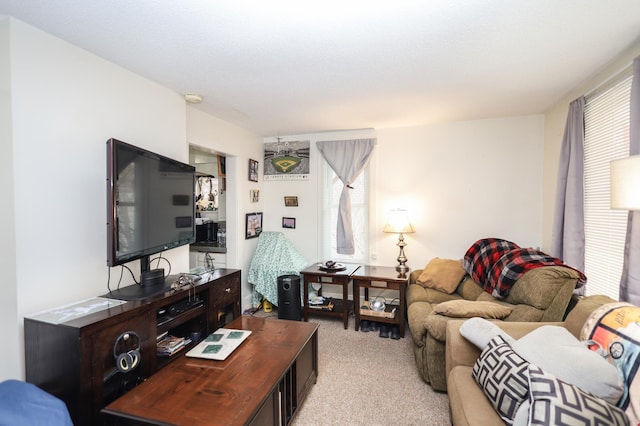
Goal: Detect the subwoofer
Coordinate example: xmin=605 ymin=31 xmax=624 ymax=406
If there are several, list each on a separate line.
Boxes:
xmin=277 ymin=274 xmax=302 ymax=321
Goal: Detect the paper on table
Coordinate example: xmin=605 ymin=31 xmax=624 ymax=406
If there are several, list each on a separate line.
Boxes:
xmin=185 ymin=328 xmax=252 ymax=361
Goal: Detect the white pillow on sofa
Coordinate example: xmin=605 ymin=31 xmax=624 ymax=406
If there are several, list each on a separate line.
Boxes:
xmin=460 ymin=317 xmax=515 ymax=349
xmin=511 ymin=325 xmax=624 ymax=405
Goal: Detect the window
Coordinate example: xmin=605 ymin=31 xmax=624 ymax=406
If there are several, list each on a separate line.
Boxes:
xmin=320 ymin=162 xmax=369 ymax=263
xmin=583 ymin=71 xmax=632 ymax=300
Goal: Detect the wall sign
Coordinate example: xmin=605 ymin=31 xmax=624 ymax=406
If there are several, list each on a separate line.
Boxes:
xmin=264 ymin=139 xmax=310 ymax=181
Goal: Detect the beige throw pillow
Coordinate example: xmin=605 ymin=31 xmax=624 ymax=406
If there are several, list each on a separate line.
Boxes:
xmin=433 ymin=300 xmax=513 ymax=319
xmin=416 ymin=258 xmax=465 ymax=294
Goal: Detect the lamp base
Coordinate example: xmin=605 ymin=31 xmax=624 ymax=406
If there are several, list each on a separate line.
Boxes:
xmin=396 ymin=264 xmax=410 ymax=274
xmin=395 ymin=233 xmax=410 ymax=274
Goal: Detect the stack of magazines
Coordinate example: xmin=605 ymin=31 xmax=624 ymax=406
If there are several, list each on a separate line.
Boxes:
xmin=156 ymin=333 xmax=191 ymax=357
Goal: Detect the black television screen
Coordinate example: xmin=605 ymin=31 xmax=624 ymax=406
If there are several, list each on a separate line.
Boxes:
xmin=106 ymin=138 xmax=195 ymax=288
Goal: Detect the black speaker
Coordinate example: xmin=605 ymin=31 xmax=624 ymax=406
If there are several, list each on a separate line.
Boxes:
xmin=277 ymin=274 xmax=302 ymax=321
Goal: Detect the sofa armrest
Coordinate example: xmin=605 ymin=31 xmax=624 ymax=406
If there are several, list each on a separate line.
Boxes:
xmin=445 ymin=319 xmax=563 ymax=379
xmin=445 ymin=319 xmax=481 ymax=375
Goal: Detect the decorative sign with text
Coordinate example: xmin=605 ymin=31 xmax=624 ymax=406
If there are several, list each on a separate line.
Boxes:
xmin=264 ymin=139 xmax=310 ymax=181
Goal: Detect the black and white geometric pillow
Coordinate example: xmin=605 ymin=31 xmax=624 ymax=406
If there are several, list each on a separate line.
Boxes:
xmin=527 ymin=365 xmax=629 ymax=426
xmin=472 ymin=335 xmax=530 ymax=424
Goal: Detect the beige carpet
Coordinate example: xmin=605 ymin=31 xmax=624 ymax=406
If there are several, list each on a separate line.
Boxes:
xmin=256 ymin=311 xmax=451 ymax=425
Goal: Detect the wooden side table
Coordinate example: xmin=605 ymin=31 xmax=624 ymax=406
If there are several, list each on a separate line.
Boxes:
xmin=300 ymin=263 xmax=361 ymax=329
xmin=352 ymin=265 xmax=409 ymax=338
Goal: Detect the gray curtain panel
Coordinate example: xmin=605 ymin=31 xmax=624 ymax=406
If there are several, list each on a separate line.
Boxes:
xmin=619 ymin=56 xmax=640 ymax=305
xmin=316 ymin=138 xmax=376 ymax=255
xmin=551 ymin=96 xmax=586 ymax=294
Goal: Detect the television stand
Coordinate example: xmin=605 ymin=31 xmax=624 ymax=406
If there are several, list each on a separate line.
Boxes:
xmin=24 ymin=269 xmax=241 ymax=425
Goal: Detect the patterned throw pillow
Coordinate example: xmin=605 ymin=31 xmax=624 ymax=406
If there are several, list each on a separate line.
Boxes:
xmin=527 ymin=365 xmax=629 ymax=425
xmin=472 ymin=335 xmax=530 ymax=424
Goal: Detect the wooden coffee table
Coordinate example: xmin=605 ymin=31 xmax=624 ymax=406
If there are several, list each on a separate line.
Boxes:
xmin=102 ymin=316 xmax=318 ymax=426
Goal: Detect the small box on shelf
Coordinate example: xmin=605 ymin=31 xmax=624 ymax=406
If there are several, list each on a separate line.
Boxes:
xmin=359 ymin=300 xmax=398 ymax=319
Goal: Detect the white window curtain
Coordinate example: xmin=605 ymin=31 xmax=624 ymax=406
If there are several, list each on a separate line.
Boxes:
xmin=321 ymin=163 xmax=369 ymax=262
xmin=551 ymin=97 xmax=586 ymax=294
xmin=316 ymin=138 xmax=376 ymax=255
xmin=619 ymin=56 xmax=640 ymax=305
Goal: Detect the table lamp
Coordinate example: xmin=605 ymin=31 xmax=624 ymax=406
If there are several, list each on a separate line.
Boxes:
xmin=383 ymin=209 xmax=415 ymax=273
xmin=611 ymin=155 xmax=640 ymax=210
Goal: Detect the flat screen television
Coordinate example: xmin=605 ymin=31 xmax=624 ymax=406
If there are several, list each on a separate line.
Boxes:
xmin=106 ymin=138 xmax=195 ymax=300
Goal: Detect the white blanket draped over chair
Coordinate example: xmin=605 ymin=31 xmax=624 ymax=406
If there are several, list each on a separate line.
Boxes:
xmin=249 ymin=231 xmax=308 ymax=307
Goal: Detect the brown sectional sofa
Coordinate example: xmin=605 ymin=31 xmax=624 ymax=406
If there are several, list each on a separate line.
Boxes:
xmin=406 ymin=265 xmax=582 ymax=391
xmin=445 ymin=295 xmax=618 ymax=426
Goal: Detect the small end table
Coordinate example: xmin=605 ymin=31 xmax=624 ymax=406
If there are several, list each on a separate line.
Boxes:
xmin=352 ymin=265 xmax=409 ymax=338
xmin=300 ymin=263 xmax=360 ymax=329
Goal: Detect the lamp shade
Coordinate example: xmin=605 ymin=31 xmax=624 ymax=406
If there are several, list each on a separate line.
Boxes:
xmin=383 ymin=209 xmax=415 ymax=234
xmin=611 ymin=155 xmax=640 ymax=210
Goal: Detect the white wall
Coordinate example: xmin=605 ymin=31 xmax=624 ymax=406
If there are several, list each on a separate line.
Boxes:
xmin=0 ymin=17 xmax=20 ymax=381
xmin=262 ymin=116 xmax=544 ymax=276
xmin=186 ymin=107 xmax=263 ymax=310
xmin=1 ymin=18 xmax=248 ymax=380
xmin=375 ymin=116 xmax=544 ymax=268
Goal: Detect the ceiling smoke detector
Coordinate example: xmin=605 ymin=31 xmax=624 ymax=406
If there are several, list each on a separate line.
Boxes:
xmin=184 ymin=93 xmax=203 ymax=104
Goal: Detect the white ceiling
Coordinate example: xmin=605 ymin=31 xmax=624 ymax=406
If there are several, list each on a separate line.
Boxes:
xmin=2 ymin=0 xmax=640 ymax=136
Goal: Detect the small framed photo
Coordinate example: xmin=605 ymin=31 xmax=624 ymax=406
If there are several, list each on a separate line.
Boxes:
xmin=282 ymin=217 xmax=296 ymax=229
xmin=249 ymin=159 xmax=259 ymax=182
xmin=284 ymin=196 xmax=298 ymax=207
xmin=245 ymin=212 xmax=263 ymax=239
xmin=250 ymin=189 xmax=260 ymax=203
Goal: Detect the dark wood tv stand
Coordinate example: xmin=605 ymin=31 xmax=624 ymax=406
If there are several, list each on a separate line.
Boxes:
xmin=24 ymin=269 xmax=241 ymax=426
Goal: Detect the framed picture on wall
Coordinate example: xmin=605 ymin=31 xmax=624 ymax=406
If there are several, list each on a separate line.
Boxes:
xmin=284 ymin=196 xmax=298 ymax=207
xmin=282 ymin=217 xmax=296 ymax=229
xmin=250 ymin=189 xmax=260 ymax=203
xmin=245 ymin=212 xmax=263 ymax=239
xmin=249 ymin=159 xmax=259 ymax=182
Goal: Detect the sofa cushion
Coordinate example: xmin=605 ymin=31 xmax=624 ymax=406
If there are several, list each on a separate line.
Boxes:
xmin=504 ymin=266 xmax=580 ymax=310
xmin=475 ymin=291 xmax=499 ymax=302
xmin=406 ymin=283 xmax=460 ymax=306
xmin=424 ymin=313 xmax=449 ymax=341
xmin=504 ymin=304 xmax=544 ymax=322
xmin=472 ymin=335 xmax=530 ymax=424
xmin=407 ymin=301 xmax=434 ymax=346
xmin=448 ymin=365 xmax=505 ymax=426
xmin=433 ymin=300 xmax=513 ymax=319
xmin=525 ymin=365 xmax=629 ymax=426
xmin=416 ymin=258 xmax=466 ymax=294
xmin=511 ymin=325 xmax=624 ymax=405
xmin=455 ymin=276 xmax=484 ymax=300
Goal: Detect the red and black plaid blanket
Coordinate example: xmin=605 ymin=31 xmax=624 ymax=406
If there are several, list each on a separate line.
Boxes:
xmin=462 ymin=238 xmax=587 ymax=298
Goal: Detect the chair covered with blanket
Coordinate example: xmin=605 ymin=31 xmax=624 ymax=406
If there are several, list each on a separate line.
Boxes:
xmin=249 ymin=231 xmax=308 ymax=307
xmin=406 ymin=237 xmax=586 ymax=391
